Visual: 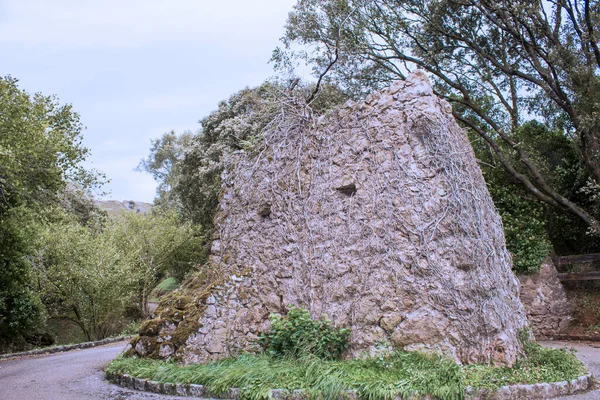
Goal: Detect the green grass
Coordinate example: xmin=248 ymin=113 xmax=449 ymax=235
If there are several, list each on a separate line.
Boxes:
xmin=156 ymin=277 xmax=179 ymax=292
xmin=108 ymin=351 xmax=463 ymax=400
xmin=149 ymin=277 xmax=180 ymax=302
xmin=463 ymin=340 xmax=587 ymax=390
xmin=106 ymin=341 xmax=586 ymax=400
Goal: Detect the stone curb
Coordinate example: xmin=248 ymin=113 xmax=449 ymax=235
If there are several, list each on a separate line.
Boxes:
xmin=106 ymin=371 xmax=595 ymax=400
xmin=465 ymin=374 xmax=594 ymax=399
xmin=0 ymin=335 xmax=132 ymax=361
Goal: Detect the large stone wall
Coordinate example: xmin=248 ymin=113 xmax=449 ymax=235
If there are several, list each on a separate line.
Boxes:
xmin=518 ymin=260 xmax=572 ymax=337
xmin=133 ymin=72 xmax=528 ymax=366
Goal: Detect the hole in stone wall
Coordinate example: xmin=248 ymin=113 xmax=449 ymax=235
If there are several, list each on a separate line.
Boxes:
xmin=258 ymin=203 xmax=271 ymax=218
xmin=336 ymin=183 xmax=357 ymax=197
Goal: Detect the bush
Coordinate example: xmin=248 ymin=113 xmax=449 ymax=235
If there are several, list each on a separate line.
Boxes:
xmin=259 ymin=307 xmax=350 ymax=360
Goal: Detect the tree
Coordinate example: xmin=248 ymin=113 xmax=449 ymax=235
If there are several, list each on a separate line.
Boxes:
xmin=32 ymin=212 xmax=130 ymax=341
xmin=141 ymin=81 xmax=347 ymax=234
xmin=106 ymin=210 xmax=204 ymax=315
xmin=0 ymin=77 xmax=101 ymax=210
xmin=0 ymin=207 xmax=46 ymax=343
xmin=137 ymin=131 xmax=194 ymax=210
xmin=276 ymin=0 xmax=600 ymax=236
xmin=58 ymin=184 xmax=107 ymax=229
xmin=0 ymin=76 xmax=100 ymax=344
xmin=31 ymin=208 xmax=204 ymax=340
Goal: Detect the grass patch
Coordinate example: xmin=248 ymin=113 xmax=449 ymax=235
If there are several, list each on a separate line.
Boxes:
xmin=106 ymin=341 xmax=586 ymax=400
xmin=156 ymin=277 xmax=179 ymax=293
xmin=107 ymin=351 xmax=463 ymax=400
xmin=149 ymin=277 xmax=180 ymax=302
xmin=463 ymin=340 xmax=587 ymax=390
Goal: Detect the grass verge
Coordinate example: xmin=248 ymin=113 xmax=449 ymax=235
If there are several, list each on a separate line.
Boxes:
xmin=106 ymin=341 xmax=586 ymax=400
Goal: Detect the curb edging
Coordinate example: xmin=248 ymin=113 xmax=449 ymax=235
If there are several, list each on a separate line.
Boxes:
xmin=106 ymin=371 xmax=595 ymax=400
xmin=0 ymin=335 xmax=132 ymax=361
xmin=465 ymin=374 xmax=594 ymax=399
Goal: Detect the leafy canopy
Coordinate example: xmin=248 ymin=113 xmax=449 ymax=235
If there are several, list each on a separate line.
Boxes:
xmin=0 ymin=76 xmax=101 ymax=343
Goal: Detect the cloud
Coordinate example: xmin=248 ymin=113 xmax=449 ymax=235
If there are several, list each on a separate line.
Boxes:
xmin=141 ymin=92 xmax=213 ymax=111
xmin=1 ymin=0 xmax=297 ymax=202
xmin=86 ymin=155 xmax=157 ymax=202
xmin=0 ymin=0 xmax=295 ymax=48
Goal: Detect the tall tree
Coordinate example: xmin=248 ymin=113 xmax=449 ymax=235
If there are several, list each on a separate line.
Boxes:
xmin=107 ymin=210 xmax=204 ymax=315
xmin=0 ymin=76 xmax=100 ymax=344
xmin=276 ymin=0 xmax=600 ymax=235
xmin=137 ymin=130 xmax=194 ymax=210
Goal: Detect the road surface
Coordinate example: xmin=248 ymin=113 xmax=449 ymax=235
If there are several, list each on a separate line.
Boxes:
xmin=0 ymin=341 xmax=186 ymax=400
xmin=0 ymin=340 xmax=598 ymax=399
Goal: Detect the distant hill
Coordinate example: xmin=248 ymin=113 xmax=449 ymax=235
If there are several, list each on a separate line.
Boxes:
xmin=95 ymin=200 xmax=153 ymax=218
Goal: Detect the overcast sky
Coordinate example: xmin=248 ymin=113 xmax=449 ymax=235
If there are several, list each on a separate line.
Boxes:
xmin=0 ymin=0 xmax=297 ymax=202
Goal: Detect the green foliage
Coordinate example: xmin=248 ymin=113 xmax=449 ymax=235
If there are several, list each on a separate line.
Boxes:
xmin=487 ymin=183 xmax=552 ymax=273
xmin=31 ymin=208 xmax=203 ymax=341
xmin=0 ymin=76 xmax=102 ymax=210
xmin=464 ymin=336 xmax=586 ymax=390
xmin=149 ymin=277 xmax=180 ymax=302
xmin=259 ymin=307 xmax=350 ymax=360
xmin=473 ymin=120 xmax=600 ymax=272
xmin=176 ymin=83 xmax=283 ymax=228
xmin=0 ymin=206 xmax=47 ymax=342
xmin=108 ymin=351 xmax=464 ymax=400
xmin=141 ymin=81 xmax=348 ymax=230
xmin=156 ymin=277 xmax=180 ymax=294
xmin=107 ymin=342 xmax=586 ymax=400
xmin=32 ymin=210 xmax=131 ymax=341
xmin=0 ymin=76 xmax=101 ymax=345
xmin=137 ymin=130 xmax=194 ymax=210
xmin=137 ymin=84 xmax=286 ymax=268
xmin=107 ymin=209 xmax=205 ymax=306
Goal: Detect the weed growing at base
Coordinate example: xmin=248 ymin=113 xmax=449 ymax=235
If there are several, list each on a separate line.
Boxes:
xmin=260 ymin=307 xmax=350 ymax=360
xmin=463 ymin=338 xmax=586 ymax=389
xmin=106 ymin=341 xmax=586 ymax=400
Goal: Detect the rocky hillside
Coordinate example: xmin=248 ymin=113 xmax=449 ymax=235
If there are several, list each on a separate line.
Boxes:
xmin=95 ymin=200 xmax=153 ymax=218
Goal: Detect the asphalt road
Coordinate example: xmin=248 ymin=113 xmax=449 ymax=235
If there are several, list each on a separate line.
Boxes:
xmin=1 ymin=340 xmax=598 ymax=399
xmin=0 ymin=341 xmax=186 ymax=400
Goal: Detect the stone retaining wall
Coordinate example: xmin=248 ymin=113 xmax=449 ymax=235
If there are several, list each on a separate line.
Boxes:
xmin=518 ymin=261 xmax=572 ymax=338
xmin=106 ymin=371 xmax=594 ymax=400
xmin=134 ymin=71 xmax=528 ymax=366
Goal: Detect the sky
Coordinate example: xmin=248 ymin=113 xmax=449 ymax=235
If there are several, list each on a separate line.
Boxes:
xmin=0 ymin=0 xmax=297 ymax=202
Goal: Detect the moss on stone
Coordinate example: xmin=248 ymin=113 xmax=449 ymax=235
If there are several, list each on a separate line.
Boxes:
xmin=139 ymin=318 xmax=166 ymax=336
xmin=172 ymin=319 xmax=202 ymax=348
xmin=132 ymin=267 xmax=222 ymax=359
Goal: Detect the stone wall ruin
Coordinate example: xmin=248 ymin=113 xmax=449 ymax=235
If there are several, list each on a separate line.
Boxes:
xmin=131 ymin=72 xmax=529 ymax=366
xmin=518 ymin=260 xmax=572 ymax=337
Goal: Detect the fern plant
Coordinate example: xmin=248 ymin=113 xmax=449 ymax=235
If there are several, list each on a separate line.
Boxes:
xmin=259 ymin=307 xmax=350 ymax=360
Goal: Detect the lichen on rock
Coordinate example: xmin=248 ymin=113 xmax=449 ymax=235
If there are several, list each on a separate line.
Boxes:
xmin=131 ymin=71 xmax=529 ymax=366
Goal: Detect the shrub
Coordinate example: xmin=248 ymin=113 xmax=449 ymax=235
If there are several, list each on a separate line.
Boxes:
xmin=259 ymin=307 xmax=350 ymax=360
